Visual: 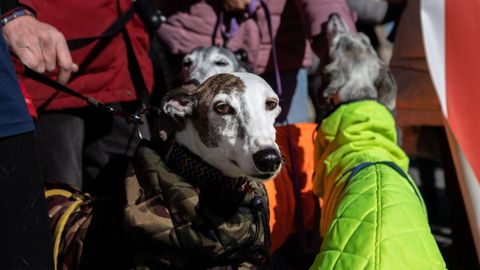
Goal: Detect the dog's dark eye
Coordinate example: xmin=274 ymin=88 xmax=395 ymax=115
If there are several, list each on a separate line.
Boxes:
xmin=265 ymin=99 xmax=278 ymax=111
xmin=214 ymin=102 xmax=234 ymax=115
xmin=183 ymin=59 xmax=193 ymax=67
xmin=214 ymin=60 xmax=229 ymax=67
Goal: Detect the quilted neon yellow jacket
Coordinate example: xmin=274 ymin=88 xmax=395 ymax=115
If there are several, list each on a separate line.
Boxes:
xmin=310 ymin=101 xmax=446 ymax=270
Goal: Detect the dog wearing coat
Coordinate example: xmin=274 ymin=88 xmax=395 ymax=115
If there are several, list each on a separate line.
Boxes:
xmin=309 ymin=14 xmax=446 ymax=269
xmin=124 ymin=72 xmax=283 ymax=269
xmin=46 ymin=72 xmax=283 ymax=270
xmin=47 ymin=43 xmax=279 ymax=269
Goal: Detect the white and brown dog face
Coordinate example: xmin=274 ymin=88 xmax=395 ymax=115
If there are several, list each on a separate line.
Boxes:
xmin=323 ymin=14 xmax=397 ymax=110
xmin=182 ymin=46 xmax=247 ymax=84
xmin=162 ymin=72 xmax=282 ymax=180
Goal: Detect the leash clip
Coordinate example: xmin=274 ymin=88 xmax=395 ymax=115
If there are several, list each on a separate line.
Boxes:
xmin=128 ymin=113 xmax=144 ymax=123
xmin=250 ymin=196 xmax=264 ymax=210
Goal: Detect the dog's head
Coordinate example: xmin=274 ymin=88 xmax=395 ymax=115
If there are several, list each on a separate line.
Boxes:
xmin=322 ymin=14 xmax=397 ymax=110
xmin=182 ymin=46 xmax=248 ymax=84
xmin=161 ymin=72 xmax=282 ymax=181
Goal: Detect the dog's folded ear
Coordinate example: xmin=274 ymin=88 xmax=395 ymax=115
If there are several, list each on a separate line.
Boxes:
xmin=375 ymin=65 xmax=397 ymax=111
xmin=163 ymin=99 xmax=195 ymax=119
xmin=162 ymin=83 xmax=198 ymax=120
xmin=150 ymin=83 xmax=198 ymax=145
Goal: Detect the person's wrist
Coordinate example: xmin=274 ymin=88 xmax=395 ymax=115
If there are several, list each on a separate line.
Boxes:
xmin=0 ymin=7 xmax=35 ymax=28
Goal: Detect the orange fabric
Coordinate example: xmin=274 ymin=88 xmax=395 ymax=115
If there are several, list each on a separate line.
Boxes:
xmin=264 ymin=123 xmax=320 ymax=252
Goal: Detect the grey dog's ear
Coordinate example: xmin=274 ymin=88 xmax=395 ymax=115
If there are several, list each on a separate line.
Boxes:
xmin=375 ymin=65 xmax=397 ymax=111
xmin=152 ymin=83 xmax=197 ymax=143
xmin=162 ymin=83 xmax=198 ymax=120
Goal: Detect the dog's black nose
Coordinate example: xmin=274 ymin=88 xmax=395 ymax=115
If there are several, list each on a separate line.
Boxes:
xmin=253 ymin=148 xmax=281 ymax=173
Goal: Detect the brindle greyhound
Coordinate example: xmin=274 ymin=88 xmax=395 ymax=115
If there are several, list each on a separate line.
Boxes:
xmin=161 ymin=72 xmax=283 ymax=180
xmin=46 ymin=72 xmax=283 ymax=269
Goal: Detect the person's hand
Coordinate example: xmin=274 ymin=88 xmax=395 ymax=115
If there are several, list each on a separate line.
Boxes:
xmin=2 ymin=15 xmax=79 ymax=84
xmin=221 ymin=0 xmax=251 ymax=13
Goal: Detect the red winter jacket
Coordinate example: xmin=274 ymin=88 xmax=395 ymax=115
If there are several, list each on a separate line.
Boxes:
xmin=17 ymin=0 xmax=153 ymax=110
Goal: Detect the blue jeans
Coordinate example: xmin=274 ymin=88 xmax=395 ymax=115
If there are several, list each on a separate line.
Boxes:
xmin=262 ymin=68 xmax=309 ymax=124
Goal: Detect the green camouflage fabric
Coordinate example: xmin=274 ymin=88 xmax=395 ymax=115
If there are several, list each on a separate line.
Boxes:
xmin=124 ymin=140 xmax=270 ymax=269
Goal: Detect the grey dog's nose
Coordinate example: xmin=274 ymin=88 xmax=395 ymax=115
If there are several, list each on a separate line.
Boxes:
xmin=253 ymin=148 xmax=281 ymax=173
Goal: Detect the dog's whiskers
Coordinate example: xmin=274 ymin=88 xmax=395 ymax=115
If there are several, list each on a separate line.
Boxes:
xmin=280 ymin=155 xmax=287 ymax=165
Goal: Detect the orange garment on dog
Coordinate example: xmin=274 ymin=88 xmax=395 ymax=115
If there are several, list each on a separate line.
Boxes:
xmin=264 ymin=123 xmax=321 ymax=252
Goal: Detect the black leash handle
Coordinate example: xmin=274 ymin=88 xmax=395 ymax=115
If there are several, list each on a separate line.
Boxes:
xmin=24 ymin=68 xmax=88 ymax=102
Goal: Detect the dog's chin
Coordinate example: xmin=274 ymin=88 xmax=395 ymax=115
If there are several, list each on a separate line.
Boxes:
xmin=213 ymin=159 xmax=248 ymax=178
xmin=227 ymin=159 xmax=279 ymax=181
xmin=250 ymin=172 xmax=278 ymax=181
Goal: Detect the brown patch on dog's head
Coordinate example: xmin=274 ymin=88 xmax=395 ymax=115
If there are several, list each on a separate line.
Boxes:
xmin=192 ymin=74 xmax=246 ymax=147
xmin=161 ymin=73 xmax=246 ymax=147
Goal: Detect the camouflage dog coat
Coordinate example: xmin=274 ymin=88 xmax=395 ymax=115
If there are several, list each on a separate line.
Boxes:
xmin=123 ymin=140 xmax=271 ymax=269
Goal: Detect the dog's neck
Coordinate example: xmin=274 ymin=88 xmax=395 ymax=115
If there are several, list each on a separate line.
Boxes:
xmin=164 ymin=141 xmax=252 ymax=192
xmin=173 ymin=121 xmax=250 ymax=179
xmin=173 ymin=121 xmax=207 ymax=163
